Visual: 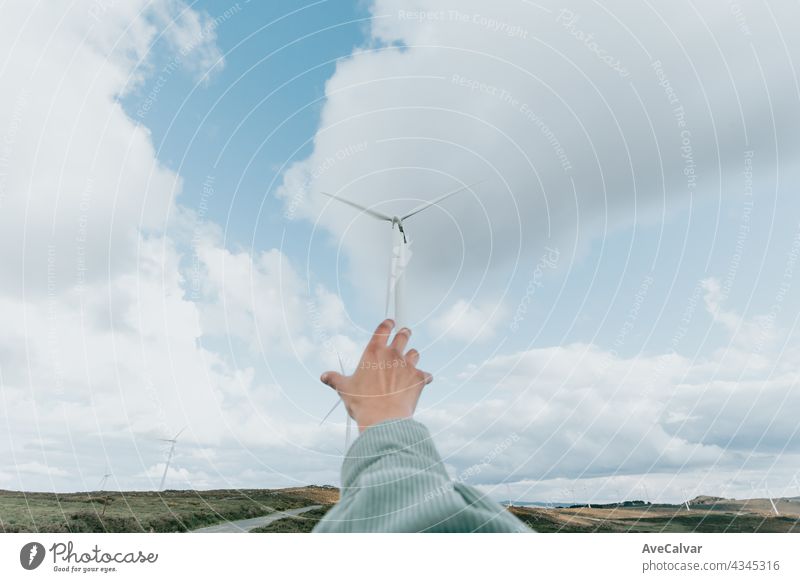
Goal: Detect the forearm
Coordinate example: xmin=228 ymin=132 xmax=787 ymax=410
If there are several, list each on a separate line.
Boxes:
xmin=314 ymin=418 xmax=531 ymax=533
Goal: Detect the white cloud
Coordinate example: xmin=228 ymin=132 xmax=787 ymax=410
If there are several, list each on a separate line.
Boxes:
xmin=188 ymin=219 xmax=358 ymax=365
xmin=420 ymin=277 xmax=800 ymax=500
xmin=143 ymin=462 xmax=211 ymax=490
xmin=430 ymin=299 xmax=507 ymax=342
xmin=0 ymin=1 xmax=348 ymax=492
xmin=278 ymin=0 xmax=800 ymax=324
xmin=0 ymin=225 xmax=350 ymax=490
xmin=701 ymin=277 xmax=780 ymax=352
xmin=148 ymin=0 xmax=227 ymax=81
xmin=14 ymin=462 xmax=70 ymax=478
xmin=0 ymin=1 xmax=224 ymax=296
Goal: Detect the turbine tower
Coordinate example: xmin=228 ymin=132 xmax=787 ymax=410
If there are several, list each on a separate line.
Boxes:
xmin=158 ymin=428 xmax=185 ymax=491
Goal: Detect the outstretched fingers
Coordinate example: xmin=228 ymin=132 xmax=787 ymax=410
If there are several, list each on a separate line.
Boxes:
xmin=391 ymin=327 xmax=412 ymax=353
xmin=367 ymin=318 xmax=395 ymax=351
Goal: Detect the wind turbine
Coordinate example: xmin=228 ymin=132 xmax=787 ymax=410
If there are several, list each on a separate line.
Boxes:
xmin=158 ymin=428 xmax=185 ymax=491
xmin=97 ymin=470 xmax=112 ymax=491
xmin=320 ymin=181 xmax=482 ymax=330
xmin=682 ymin=488 xmax=691 ymax=511
xmin=764 ymin=480 xmax=780 ymax=516
xmin=318 ymin=181 xmax=481 ymax=447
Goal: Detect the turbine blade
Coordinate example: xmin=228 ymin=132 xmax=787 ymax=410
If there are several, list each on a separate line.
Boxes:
xmin=174 ymin=427 xmax=186 ymax=440
xmin=401 ymin=180 xmax=484 ymax=221
xmin=320 ymin=192 xmax=393 ymax=222
xmin=321 ymin=352 xmax=349 ymax=427
xmin=319 ymin=398 xmax=342 ymax=426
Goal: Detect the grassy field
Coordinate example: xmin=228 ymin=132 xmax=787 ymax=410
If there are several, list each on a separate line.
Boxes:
xmin=0 ymin=486 xmax=337 ymax=533
xmin=511 ymin=497 xmax=800 ymax=533
xmin=3 ymin=488 xmax=798 ymax=533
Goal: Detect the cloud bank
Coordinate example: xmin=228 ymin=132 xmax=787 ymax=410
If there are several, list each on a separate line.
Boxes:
xmin=279 ymin=0 xmax=800 ymax=325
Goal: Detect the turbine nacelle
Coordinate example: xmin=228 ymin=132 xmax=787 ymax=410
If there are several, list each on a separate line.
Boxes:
xmin=391 ymin=217 xmax=407 ymax=243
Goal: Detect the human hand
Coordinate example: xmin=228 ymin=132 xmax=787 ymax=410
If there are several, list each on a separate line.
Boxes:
xmin=320 ymin=319 xmax=433 ymax=432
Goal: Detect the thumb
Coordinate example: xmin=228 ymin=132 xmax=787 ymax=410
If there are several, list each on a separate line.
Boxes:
xmin=320 ymin=371 xmax=345 ymax=391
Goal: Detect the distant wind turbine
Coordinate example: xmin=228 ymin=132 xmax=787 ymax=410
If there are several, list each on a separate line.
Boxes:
xmin=764 ymin=481 xmax=780 ymax=516
xmin=158 ymin=428 xmax=185 ymax=491
xmin=97 ymin=470 xmax=112 ymax=491
xmin=792 ymin=475 xmax=800 ymax=495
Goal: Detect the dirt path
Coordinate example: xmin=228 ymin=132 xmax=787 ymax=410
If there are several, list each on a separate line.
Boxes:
xmin=192 ymin=505 xmax=323 ymax=533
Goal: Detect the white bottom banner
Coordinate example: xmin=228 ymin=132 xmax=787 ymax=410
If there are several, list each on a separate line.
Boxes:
xmin=1 ymin=533 xmax=796 ymax=581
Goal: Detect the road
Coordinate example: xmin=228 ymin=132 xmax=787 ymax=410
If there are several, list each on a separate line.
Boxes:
xmin=192 ymin=505 xmax=323 ymax=533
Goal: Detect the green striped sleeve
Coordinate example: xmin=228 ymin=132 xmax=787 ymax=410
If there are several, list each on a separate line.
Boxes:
xmin=313 ymin=418 xmax=532 ymax=533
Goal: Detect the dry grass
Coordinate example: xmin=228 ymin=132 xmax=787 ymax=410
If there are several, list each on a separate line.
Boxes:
xmin=510 ymin=497 xmax=800 ymax=533
xmin=0 ymin=487 xmax=331 ymax=533
xmin=3 ymin=486 xmax=798 ymax=533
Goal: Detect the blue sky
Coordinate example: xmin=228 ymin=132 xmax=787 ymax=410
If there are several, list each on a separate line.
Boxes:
xmin=125 ymin=1 xmax=368 ymax=247
xmin=2 ymin=0 xmax=799 ymax=503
